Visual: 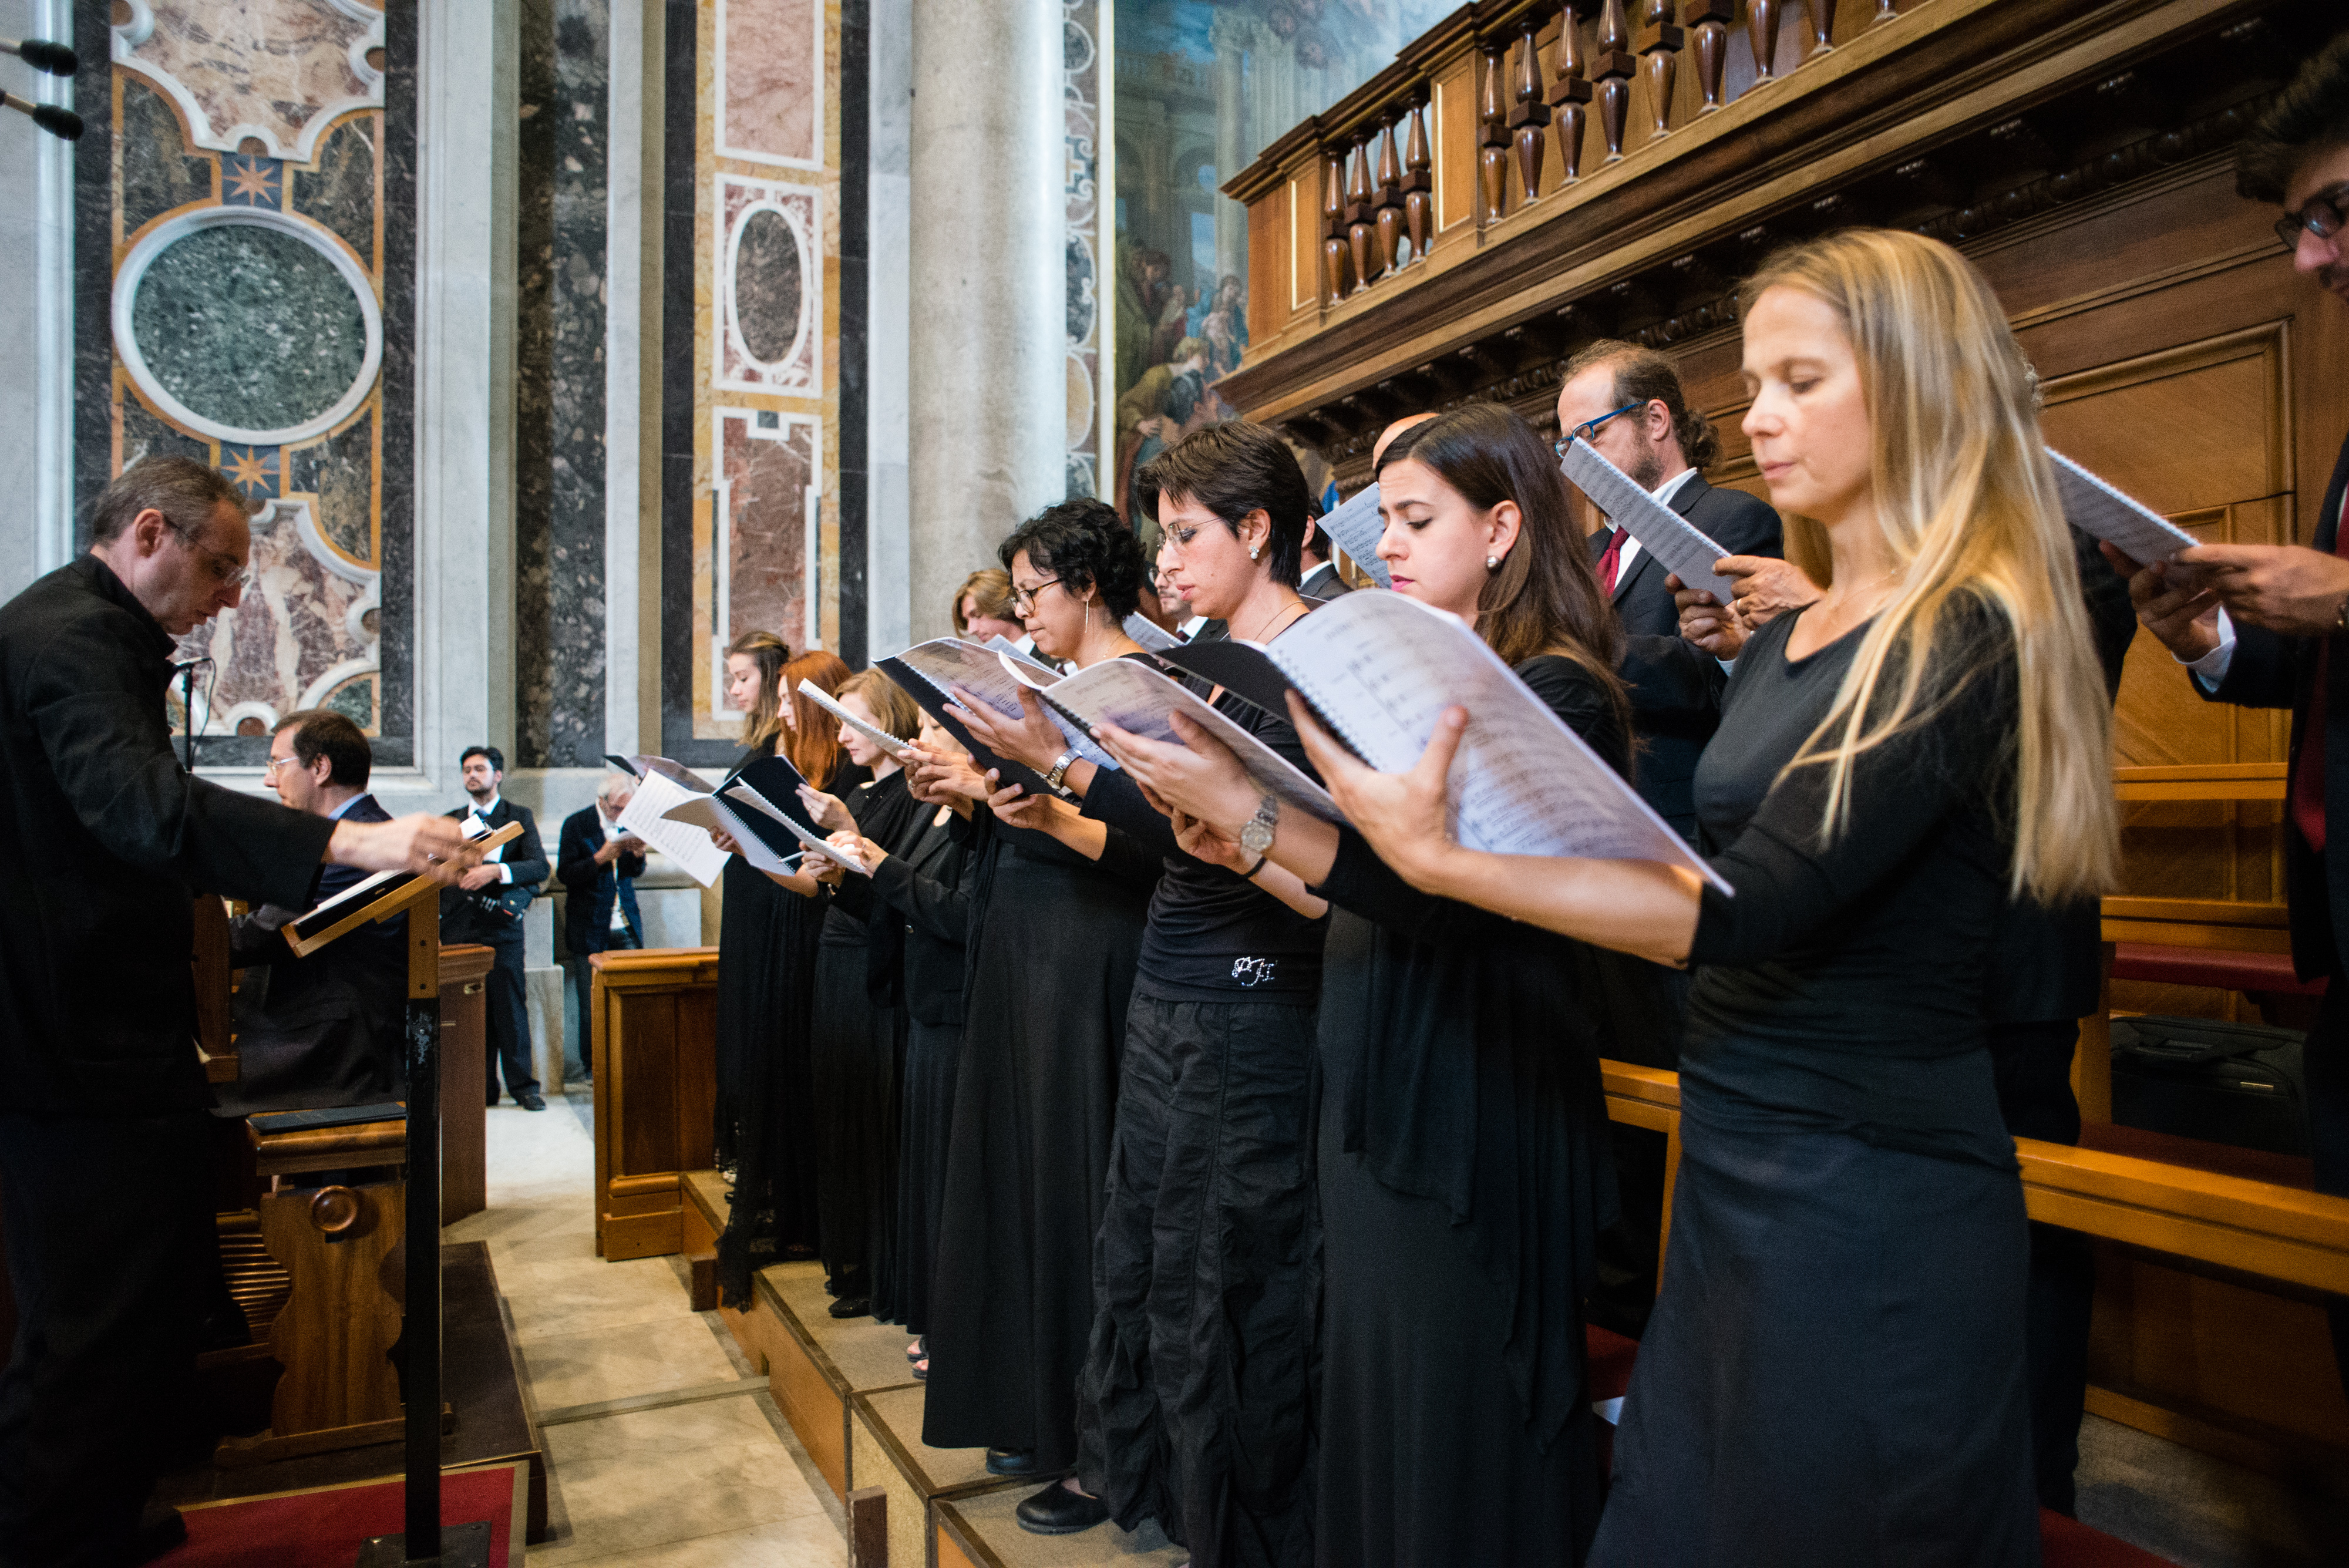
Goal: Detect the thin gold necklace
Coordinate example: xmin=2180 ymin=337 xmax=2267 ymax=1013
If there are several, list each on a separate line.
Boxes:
xmin=1236 ymin=594 xmax=1307 ymax=645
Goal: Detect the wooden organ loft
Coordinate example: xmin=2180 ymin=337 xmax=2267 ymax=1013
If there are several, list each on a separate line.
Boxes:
xmin=1216 ymin=0 xmax=2349 ymax=1493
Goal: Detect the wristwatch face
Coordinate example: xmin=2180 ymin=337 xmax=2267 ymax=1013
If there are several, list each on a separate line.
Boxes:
xmin=1240 ymin=803 xmax=1276 ymax=855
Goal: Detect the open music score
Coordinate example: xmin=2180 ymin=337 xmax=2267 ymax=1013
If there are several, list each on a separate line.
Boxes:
xmin=284 ymin=820 xmax=524 ymax=957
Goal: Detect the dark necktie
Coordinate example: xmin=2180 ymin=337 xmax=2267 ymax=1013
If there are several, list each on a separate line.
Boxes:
xmin=2290 ymin=494 xmax=2348 ymax=852
xmin=1597 ymin=527 xmax=1626 ymax=595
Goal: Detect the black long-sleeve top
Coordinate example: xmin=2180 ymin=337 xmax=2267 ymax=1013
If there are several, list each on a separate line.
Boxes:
xmin=836 ymin=804 xmax=975 ymax=1027
xmin=1686 ymin=605 xmax=2020 ymax=1169
xmin=1079 ymin=675 xmax=1328 ymax=1001
xmin=0 ymin=557 xmax=339 ymax=1116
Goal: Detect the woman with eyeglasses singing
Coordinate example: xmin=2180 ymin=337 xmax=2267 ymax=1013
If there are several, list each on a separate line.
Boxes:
xmin=1102 ymin=402 xmax=1672 ymax=1567
xmin=948 ymin=423 xmax=1330 ymax=1560
xmin=911 ymin=500 xmax=1164 ymax=1503
xmin=1317 ymin=231 xmax=2116 ymax=1566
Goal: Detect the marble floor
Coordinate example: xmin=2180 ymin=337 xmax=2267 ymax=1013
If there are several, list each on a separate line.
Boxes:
xmin=446 ymin=1095 xmax=846 ymax=1567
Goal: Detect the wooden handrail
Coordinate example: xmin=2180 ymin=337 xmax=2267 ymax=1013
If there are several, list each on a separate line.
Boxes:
xmin=2113 ymin=762 xmax=2287 ymax=803
xmin=591 ymin=945 xmax=721 ymax=987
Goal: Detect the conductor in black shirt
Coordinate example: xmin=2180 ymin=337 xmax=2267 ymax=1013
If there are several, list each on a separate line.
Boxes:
xmin=0 ymin=456 xmax=476 ymax=1567
xmin=1554 ymin=341 xmax=1785 ymax=843
xmin=2112 ymin=36 xmax=2349 ymax=1396
xmin=443 ymin=746 xmax=550 ymax=1110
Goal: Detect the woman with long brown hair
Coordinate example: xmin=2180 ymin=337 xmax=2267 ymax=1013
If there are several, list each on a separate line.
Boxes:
xmin=1106 ymin=402 xmax=1668 ymax=1565
xmin=1315 ymin=231 xmax=2114 ymax=1564
xmin=712 ymin=644 xmax=862 ymax=1304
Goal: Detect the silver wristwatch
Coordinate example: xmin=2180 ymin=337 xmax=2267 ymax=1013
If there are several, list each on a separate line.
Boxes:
xmin=1044 ymin=749 xmax=1078 ymax=795
xmin=1239 ymin=793 xmax=1280 ymax=856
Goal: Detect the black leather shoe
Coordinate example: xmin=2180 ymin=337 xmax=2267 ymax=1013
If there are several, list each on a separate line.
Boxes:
xmin=985 ymin=1447 xmax=1041 ymax=1476
xmin=487 ymin=1093 xmax=501 ymax=1107
xmin=1016 ymin=1479 xmax=1107 ymax=1535
xmin=828 ymin=1295 xmax=870 ymax=1319
xmin=519 ymin=1092 xmax=548 ymax=1111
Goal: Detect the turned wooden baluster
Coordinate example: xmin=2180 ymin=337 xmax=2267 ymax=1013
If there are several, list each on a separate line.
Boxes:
xmin=1510 ymin=17 xmax=1552 ymax=198
xmin=1593 ymin=0 xmax=1638 ymax=161
xmin=1688 ymin=2 xmax=1734 ymax=110
xmin=1802 ymin=0 xmax=1835 ymax=56
xmin=1873 ymin=0 xmax=1898 ymax=21
xmin=1478 ymin=40 xmax=1512 ymax=219
xmin=1322 ymin=145 xmax=1351 ymax=303
xmin=1373 ymin=112 xmax=1406 ymax=270
xmin=1549 ymin=1 xmax=1591 ymax=183
xmin=1346 ymin=132 xmax=1381 ymax=289
xmin=1638 ymin=2 xmax=1684 ymax=137
xmin=1401 ymin=93 xmax=1433 ymax=261
xmin=1749 ymin=0 xmax=1783 ymax=81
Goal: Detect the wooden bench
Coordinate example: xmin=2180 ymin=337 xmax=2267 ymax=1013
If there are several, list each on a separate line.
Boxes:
xmin=590 ymin=946 xmax=719 ymax=1260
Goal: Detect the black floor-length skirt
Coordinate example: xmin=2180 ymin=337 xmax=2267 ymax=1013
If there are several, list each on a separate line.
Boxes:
xmin=893 ymin=1016 xmax=961 ymax=1338
xmin=1080 ymin=994 xmax=1320 ymax=1568
xmin=809 ymin=935 xmax=895 ymax=1302
xmin=921 ymin=840 xmax=1148 ymax=1469
xmin=1589 ymin=1105 xmax=2039 ymax=1568
xmin=1314 ymin=1099 xmax=1602 ymax=1568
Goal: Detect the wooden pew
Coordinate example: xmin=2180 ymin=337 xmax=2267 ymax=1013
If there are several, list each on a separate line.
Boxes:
xmin=591 ymin=946 xmax=720 ymax=1260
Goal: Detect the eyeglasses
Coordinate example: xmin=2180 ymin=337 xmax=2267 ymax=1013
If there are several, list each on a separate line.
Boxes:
xmin=1552 ymin=402 xmax=1644 ymax=457
xmin=263 ymin=755 xmax=296 ymax=774
xmin=2274 ymin=183 xmax=2349 ymax=253
xmin=164 ymin=517 xmax=256 ymax=592
xmin=1011 ymin=577 xmax=1063 ymax=613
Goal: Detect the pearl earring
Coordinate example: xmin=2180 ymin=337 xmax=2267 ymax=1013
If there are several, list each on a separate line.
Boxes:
xmin=1485 ymin=554 xmax=1500 ymax=570
xmin=1250 ymin=546 xmax=1260 ymax=561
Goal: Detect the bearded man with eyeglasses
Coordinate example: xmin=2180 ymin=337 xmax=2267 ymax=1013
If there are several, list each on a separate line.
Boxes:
xmin=0 ymin=455 xmax=477 ymax=1566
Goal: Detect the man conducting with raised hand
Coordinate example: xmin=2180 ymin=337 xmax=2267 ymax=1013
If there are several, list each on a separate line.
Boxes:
xmin=0 ymin=455 xmax=478 ymax=1568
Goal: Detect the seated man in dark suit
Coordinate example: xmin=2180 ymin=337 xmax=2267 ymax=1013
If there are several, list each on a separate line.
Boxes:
xmin=216 ymin=710 xmax=406 ymax=1114
xmin=1555 ymin=340 xmax=1785 ymax=844
xmin=556 ymin=773 xmax=646 ymax=1086
xmin=442 ymin=745 xmax=550 ymax=1110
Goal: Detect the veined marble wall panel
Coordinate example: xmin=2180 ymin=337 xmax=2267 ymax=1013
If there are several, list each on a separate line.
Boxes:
xmin=93 ymin=0 xmax=412 ymax=763
xmin=667 ymin=0 xmax=843 ymax=765
xmin=1065 ymin=0 xmax=1099 ymax=499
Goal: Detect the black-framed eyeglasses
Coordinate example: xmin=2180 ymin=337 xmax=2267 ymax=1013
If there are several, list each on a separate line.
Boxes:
xmin=1552 ymin=401 xmax=1643 ymax=457
xmin=2274 ymin=183 xmax=2349 ymax=253
xmin=164 ymin=516 xmax=255 ymax=591
xmin=1011 ymin=577 xmax=1063 ymax=613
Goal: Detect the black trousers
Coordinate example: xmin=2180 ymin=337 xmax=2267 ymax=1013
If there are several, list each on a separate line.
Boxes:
xmin=1987 ymin=1018 xmax=2096 ymax=1517
xmin=0 ymin=1110 xmax=214 ymax=1568
xmin=482 ymin=933 xmax=535 ymax=1101
xmin=2306 ymin=981 xmax=2349 ymax=1393
xmin=566 ymin=930 xmax=640 ymax=1082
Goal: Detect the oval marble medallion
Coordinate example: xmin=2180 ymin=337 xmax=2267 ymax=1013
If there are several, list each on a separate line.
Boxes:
xmin=732 ymin=207 xmax=806 ymax=367
xmin=130 ymin=222 xmax=369 ymax=435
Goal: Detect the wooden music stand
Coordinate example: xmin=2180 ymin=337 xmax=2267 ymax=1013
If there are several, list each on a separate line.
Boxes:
xmin=276 ymin=824 xmax=517 ymax=1568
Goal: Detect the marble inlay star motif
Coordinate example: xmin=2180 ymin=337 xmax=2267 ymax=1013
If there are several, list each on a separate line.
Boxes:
xmin=224 ymin=446 xmax=278 ymax=499
xmin=225 ymin=155 xmax=280 ymax=208
xmin=114 ymin=0 xmax=385 ymax=164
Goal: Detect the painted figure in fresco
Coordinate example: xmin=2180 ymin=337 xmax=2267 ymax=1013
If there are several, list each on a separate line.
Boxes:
xmin=1111 ymin=337 xmax=1215 ymax=529
xmin=1115 ymin=245 xmax=1176 ymax=398
xmin=1193 ymin=274 xmax=1248 ymax=380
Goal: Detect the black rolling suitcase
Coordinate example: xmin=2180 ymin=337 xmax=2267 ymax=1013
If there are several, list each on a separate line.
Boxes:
xmin=2109 ymin=1015 xmax=2311 ymax=1158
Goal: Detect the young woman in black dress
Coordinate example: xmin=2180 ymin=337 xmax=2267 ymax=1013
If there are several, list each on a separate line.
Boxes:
xmin=1310 ymin=230 xmax=2118 ymax=1566
xmin=953 ymin=426 xmax=1330 ymax=1562
xmin=914 ymin=502 xmax=1162 ymax=1489
xmin=1106 ymin=403 xmax=1669 ymax=1566
xmin=795 ymin=670 xmax=928 ymax=1319
xmin=711 ymin=641 xmax=861 ymax=1304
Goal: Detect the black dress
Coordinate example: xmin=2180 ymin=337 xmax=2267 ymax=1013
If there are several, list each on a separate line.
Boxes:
xmin=922 ymin=810 xmax=1159 ymax=1467
xmin=1313 ymin=655 xmax=1668 ymax=1568
xmin=1075 ymin=682 xmax=1330 ymax=1568
xmin=714 ymin=743 xmax=863 ymax=1304
xmin=1590 ymin=607 xmax=2039 ymax=1567
xmin=809 ymin=769 xmax=928 ymax=1305
xmin=857 ymin=806 xmax=976 ymax=1337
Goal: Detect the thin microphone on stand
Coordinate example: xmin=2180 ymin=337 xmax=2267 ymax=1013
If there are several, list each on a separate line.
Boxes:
xmin=1 ymin=38 xmax=75 ymax=75
xmin=1 ymin=92 xmax=80 ymax=142
xmin=171 ymin=657 xmax=214 ymax=772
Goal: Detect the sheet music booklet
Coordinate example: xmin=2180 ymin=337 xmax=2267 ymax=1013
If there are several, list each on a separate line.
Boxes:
xmin=799 ymin=679 xmax=914 ymax=761
xmin=1559 ymin=438 xmax=1737 ymax=601
xmin=1121 ymin=612 xmax=1183 ymax=652
xmin=2045 ymin=449 xmax=2200 ymax=562
xmin=880 ymin=637 xmax=1112 ymax=780
xmin=658 ymin=754 xmax=866 ymax=876
xmin=290 ymin=813 xmax=503 ymax=940
xmin=617 ymin=762 xmax=732 ymax=887
xmin=1113 ymin=591 xmax=1728 ymax=889
xmin=1314 ymin=483 xmax=1393 ymax=588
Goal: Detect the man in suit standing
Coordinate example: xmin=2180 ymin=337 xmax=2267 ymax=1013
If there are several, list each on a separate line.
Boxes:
xmin=556 ymin=774 xmax=646 ymax=1088
xmin=2116 ymin=33 xmax=2349 ymax=1394
xmin=0 ymin=456 xmax=474 ymax=1567
xmin=1556 ymin=341 xmax=1784 ymax=844
xmin=1297 ymin=522 xmax=1355 ymax=602
xmin=444 ymin=745 xmax=550 ymax=1111
xmin=217 ymin=710 xmax=408 ymax=1113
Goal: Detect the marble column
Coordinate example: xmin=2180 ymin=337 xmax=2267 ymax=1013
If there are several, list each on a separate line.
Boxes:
xmin=403 ymin=0 xmax=520 ymax=810
xmin=1210 ymin=9 xmax=1249 ymax=294
xmin=604 ymin=0 xmax=661 ymax=756
xmin=0 ymin=0 xmax=76 ymax=605
xmin=907 ymin=0 xmax=1064 ymax=642
xmin=867 ymin=0 xmax=912 ymax=657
